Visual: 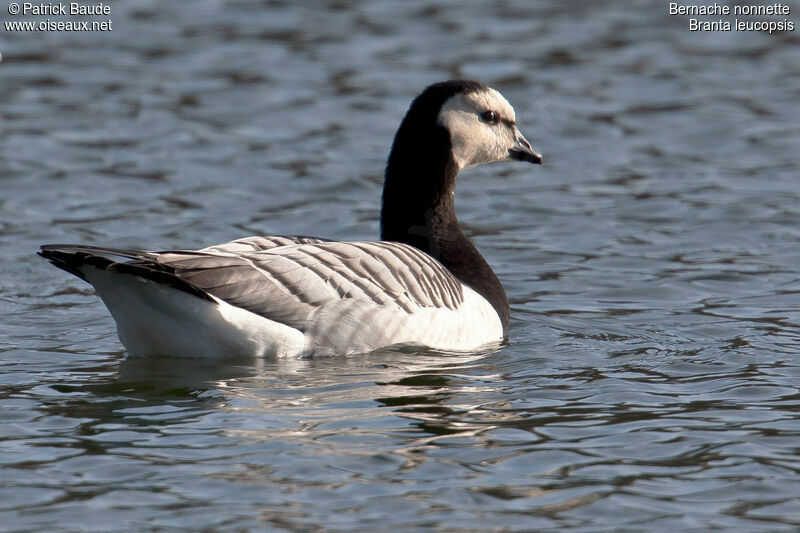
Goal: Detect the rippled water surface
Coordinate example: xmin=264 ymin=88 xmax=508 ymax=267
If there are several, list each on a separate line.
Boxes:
xmin=2 ymin=0 xmax=800 ymax=530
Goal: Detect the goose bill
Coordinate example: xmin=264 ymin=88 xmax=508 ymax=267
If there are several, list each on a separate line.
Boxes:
xmin=509 ymin=132 xmax=542 ymax=164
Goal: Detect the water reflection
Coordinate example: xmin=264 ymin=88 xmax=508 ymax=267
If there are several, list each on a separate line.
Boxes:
xmin=37 ymin=349 xmax=506 ymax=444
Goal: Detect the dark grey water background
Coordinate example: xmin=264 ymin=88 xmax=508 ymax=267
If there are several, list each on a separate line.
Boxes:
xmin=2 ymin=0 xmax=800 ymax=530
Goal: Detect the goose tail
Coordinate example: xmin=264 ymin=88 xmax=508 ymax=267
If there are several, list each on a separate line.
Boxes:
xmin=37 ymin=245 xmax=213 ymax=302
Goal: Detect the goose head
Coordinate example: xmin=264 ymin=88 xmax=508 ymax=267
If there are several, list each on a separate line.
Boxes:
xmin=436 ymin=82 xmax=542 ymax=171
xmin=381 ymin=79 xmax=542 ymax=247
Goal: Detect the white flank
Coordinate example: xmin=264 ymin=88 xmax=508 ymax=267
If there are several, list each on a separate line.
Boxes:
xmin=300 ymin=283 xmax=504 ymax=356
xmin=83 ymin=267 xmax=306 ymax=358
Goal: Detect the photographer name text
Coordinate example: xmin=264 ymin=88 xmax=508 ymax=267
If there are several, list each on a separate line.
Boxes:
xmin=5 ymin=2 xmax=112 ymax=32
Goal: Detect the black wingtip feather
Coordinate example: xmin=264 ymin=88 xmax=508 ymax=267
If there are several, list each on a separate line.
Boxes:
xmin=38 ymin=248 xmax=90 ymax=282
xmin=40 ymin=244 xmax=154 ymax=260
xmin=38 ymin=245 xmax=215 ymax=303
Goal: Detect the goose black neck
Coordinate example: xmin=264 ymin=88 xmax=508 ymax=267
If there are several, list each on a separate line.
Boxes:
xmin=379 ymin=85 xmax=510 ymax=334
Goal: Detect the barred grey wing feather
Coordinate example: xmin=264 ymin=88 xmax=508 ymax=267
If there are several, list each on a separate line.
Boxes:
xmin=153 ymin=240 xmax=465 ymax=332
xmin=199 ymin=235 xmax=330 ymax=254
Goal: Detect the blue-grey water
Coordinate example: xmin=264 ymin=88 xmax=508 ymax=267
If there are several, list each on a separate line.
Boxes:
xmin=2 ymin=0 xmax=800 ymax=530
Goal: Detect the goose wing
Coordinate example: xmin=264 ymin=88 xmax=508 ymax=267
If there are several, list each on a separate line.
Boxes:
xmin=154 ymin=240 xmax=465 ymax=331
xmin=198 ymin=235 xmax=330 ymax=254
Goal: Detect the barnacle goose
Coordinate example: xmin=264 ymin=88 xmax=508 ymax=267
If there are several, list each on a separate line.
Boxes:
xmin=39 ymin=80 xmax=542 ymax=358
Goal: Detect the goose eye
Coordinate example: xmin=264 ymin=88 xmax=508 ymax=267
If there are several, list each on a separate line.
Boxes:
xmin=481 ymin=110 xmax=498 ymax=124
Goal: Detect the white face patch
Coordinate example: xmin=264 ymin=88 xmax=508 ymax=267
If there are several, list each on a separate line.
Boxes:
xmin=437 ymin=88 xmax=522 ymax=171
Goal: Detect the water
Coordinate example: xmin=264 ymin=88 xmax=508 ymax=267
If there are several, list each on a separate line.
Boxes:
xmin=2 ymin=0 xmax=800 ymax=530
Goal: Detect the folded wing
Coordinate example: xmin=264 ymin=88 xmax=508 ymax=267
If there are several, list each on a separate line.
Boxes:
xmin=154 ymin=239 xmax=465 ymax=331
